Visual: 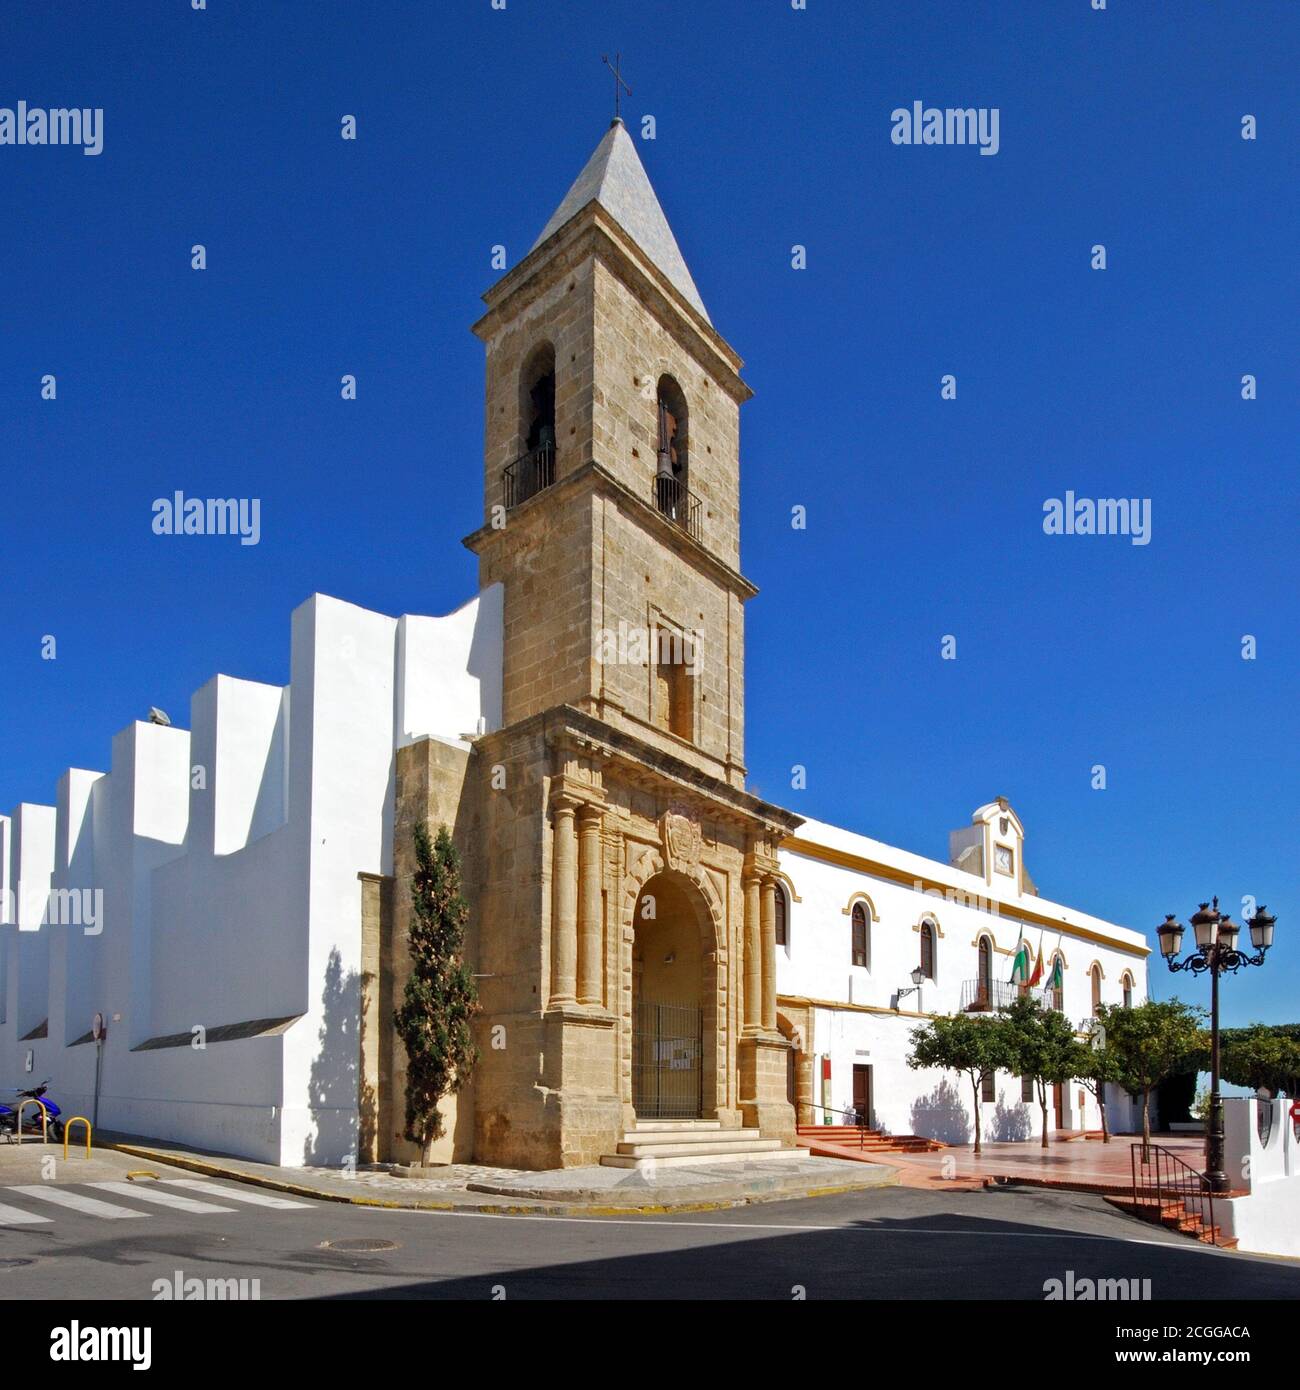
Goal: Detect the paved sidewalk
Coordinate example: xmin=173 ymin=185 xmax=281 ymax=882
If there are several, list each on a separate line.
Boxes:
xmin=86 ymin=1130 xmax=897 ymax=1216
xmin=834 ymin=1131 xmax=1207 ymax=1194
xmin=0 ymin=1135 xmax=200 ymax=1187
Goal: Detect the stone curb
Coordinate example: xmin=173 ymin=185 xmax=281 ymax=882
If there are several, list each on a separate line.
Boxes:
xmin=102 ymin=1140 xmax=898 ymax=1217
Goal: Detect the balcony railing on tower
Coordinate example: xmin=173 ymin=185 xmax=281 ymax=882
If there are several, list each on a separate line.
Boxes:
xmin=653 ymin=473 xmax=702 ymax=541
xmin=502 ymin=442 xmax=555 ymax=511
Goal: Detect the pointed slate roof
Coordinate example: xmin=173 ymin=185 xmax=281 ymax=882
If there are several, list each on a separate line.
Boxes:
xmin=531 ymin=120 xmax=711 ymax=323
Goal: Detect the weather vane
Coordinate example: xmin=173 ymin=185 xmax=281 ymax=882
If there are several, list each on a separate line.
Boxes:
xmin=601 ymin=52 xmax=631 ymax=123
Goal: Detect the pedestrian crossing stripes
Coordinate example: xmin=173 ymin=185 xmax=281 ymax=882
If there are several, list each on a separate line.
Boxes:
xmin=10 ymin=1185 xmax=147 ymax=1219
xmin=160 ymin=1178 xmax=313 ymax=1209
xmin=89 ymin=1181 xmax=237 ymax=1213
xmin=0 ymin=1199 xmax=51 ymax=1225
xmin=0 ymin=1179 xmax=313 ymax=1224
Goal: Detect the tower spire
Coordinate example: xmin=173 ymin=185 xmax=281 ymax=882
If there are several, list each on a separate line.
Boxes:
xmin=529 ymin=122 xmax=711 ymax=323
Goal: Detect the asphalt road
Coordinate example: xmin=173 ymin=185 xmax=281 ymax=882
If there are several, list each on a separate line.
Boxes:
xmin=3 ymin=1176 xmax=1299 ymax=1301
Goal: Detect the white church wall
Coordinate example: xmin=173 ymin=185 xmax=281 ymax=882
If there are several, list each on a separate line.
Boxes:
xmin=779 ymin=813 xmax=1149 ymax=1144
xmin=11 ymin=803 xmax=56 ymax=1045
xmin=397 ymin=582 xmax=503 ymax=747
xmin=49 ymin=768 xmax=102 ymax=1052
xmin=1 ymin=586 xmax=504 ymax=1165
xmin=112 ymin=722 xmax=190 ymax=1049
xmin=282 ymin=594 xmax=400 ymax=1165
xmin=0 ymin=814 xmax=9 ymax=1029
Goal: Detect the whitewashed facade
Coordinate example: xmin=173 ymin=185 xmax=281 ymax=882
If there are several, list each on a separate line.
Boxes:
xmin=776 ymin=802 xmax=1150 ymax=1143
xmin=0 ymin=589 xmax=502 ymax=1165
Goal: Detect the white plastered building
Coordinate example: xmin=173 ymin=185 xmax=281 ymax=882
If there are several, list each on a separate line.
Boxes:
xmin=775 ymin=799 xmax=1150 ymax=1143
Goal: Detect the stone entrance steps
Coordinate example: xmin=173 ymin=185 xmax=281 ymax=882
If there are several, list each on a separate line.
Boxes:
xmin=600 ymin=1122 xmax=810 ymax=1169
xmin=797 ymin=1124 xmax=944 ymax=1155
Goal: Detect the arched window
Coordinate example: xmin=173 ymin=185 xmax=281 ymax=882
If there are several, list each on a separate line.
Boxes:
xmin=774 ymin=884 xmax=788 ymax=948
xmin=919 ymin=920 xmax=936 ymax=981
xmin=851 ymin=903 xmax=868 ymax=967
xmin=1090 ymin=963 xmax=1102 ymax=1016
xmin=507 ymin=343 xmax=556 ymax=508
xmin=977 ymin=936 xmax=993 ymax=1007
xmin=655 ymin=375 xmax=688 ymax=482
xmin=522 ymin=344 xmax=556 ymax=450
xmin=654 ymin=375 xmax=696 ymax=534
xmin=1121 ymin=972 xmax=1134 ymax=1009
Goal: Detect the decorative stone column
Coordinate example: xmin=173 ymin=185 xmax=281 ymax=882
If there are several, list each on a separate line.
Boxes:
xmin=743 ymin=870 xmax=761 ymax=1034
xmin=549 ymin=798 xmax=578 ymax=1006
xmin=577 ymin=803 xmax=604 ymax=1007
xmin=737 ymin=852 xmax=795 ymax=1145
xmin=760 ymin=873 xmax=777 ymax=1034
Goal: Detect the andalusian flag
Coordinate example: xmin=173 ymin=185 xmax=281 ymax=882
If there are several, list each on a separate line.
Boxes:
xmin=1047 ymin=954 xmax=1064 ymax=992
xmin=1028 ymin=937 xmax=1045 ymax=986
xmin=1009 ymin=930 xmax=1030 ymax=984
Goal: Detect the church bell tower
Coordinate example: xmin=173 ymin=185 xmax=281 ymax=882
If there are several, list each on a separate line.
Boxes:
xmin=448 ymin=119 xmax=802 ymax=1170
xmin=468 ymin=117 xmax=753 ymax=790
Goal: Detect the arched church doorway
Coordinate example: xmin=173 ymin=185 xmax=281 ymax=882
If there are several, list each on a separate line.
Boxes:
xmin=632 ymin=872 xmax=706 ymax=1120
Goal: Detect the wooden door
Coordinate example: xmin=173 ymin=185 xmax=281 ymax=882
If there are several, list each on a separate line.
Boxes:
xmin=853 ymin=1064 xmax=872 ymax=1127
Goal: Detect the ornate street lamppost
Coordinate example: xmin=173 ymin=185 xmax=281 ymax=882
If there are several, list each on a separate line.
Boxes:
xmin=1157 ymin=898 xmax=1277 ymax=1193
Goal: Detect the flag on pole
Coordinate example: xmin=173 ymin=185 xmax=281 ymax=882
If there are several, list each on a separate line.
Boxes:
xmin=1009 ymin=928 xmax=1030 ymax=984
xmin=1048 ymin=954 xmax=1063 ymax=991
xmin=1028 ymin=935 xmax=1045 ymax=986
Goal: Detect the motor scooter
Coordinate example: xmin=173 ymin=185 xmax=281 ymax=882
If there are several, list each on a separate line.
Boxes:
xmin=0 ymin=1080 xmax=64 ymax=1141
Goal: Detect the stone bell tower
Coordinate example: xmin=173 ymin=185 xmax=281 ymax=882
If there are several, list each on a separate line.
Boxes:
xmin=399 ymin=120 xmax=802 ymax=1171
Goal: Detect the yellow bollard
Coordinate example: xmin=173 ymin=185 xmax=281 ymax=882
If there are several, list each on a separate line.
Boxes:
xmin=14 ymin=1099 xmax=47 ymax=1146
xmin=63 ymin=1117 xmax=92 ymax=1161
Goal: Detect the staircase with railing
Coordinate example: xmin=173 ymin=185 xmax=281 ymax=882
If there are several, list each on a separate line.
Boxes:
xmin=795 ymin=1100 xmax=944 ymax=1159
xmin=1123 ymin=1142 xmax=1236 ymax=1248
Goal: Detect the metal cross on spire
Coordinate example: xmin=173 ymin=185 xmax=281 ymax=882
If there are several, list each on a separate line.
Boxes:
xmin=601 ymin=52 xmax=631 ymax=123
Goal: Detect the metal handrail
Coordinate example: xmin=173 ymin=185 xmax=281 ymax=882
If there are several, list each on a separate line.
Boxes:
xmin=1130 ymin=1142 xmax=1224 ymax=1247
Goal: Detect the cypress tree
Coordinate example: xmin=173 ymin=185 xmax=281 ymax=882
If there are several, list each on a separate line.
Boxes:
xmin=394 ymin=822 xmax=479 ymax=1165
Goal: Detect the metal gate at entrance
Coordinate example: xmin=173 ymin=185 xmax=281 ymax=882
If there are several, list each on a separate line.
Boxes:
xmin=632 ymin=1000 xmax=703 ymax=1120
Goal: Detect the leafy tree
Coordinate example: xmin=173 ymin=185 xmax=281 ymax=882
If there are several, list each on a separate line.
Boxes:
xmin=1103 ymin=998 xmax=1205 ymax=1161
xmin=394 ymin=823 xmax=480 ymax=1165
xmin=1220 ymin=1023 xmax=1300 ymax=1098
xmin=907 ymin=1012 xmax=1009 ymax=1155
xmin=1071 ymin=1012 xmax=1124 ymax=1143
xmin=1000 ymin=995 xmax=1081 ymax=1148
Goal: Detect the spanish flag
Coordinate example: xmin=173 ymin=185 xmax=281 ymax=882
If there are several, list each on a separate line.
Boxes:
xmin=1028 ymin=938 xmax=1045 ymax=986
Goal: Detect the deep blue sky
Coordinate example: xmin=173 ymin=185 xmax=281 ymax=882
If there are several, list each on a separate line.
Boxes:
xmin=2 ymin=1 xmax=1296 ymax=1024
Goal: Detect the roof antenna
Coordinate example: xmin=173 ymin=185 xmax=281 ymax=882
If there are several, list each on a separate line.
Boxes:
xmin=601 ymin=52 xmax=631 ymax=125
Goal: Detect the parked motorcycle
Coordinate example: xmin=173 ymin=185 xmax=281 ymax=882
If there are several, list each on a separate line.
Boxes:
xmin=0 ymin=1080 xmax=64 ymax=1141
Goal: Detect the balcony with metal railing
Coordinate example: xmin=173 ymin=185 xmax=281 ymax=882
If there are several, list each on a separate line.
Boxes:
xmin=502 ymin=442 xmax=555 ymax=511
xmin=653 ymin=473 xmax=702 ymax=542
xmin=960 ymin=979 xmax=1055 ymax=1013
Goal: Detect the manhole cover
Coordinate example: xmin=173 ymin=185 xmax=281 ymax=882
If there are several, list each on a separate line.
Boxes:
xmin=320 ymin=1238 xmax=399 ymax=1253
